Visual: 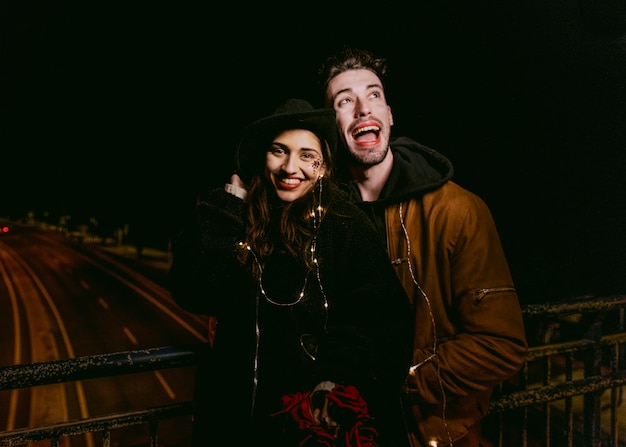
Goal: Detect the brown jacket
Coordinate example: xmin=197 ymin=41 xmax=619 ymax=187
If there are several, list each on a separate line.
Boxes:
xmin=341 ymin=137 xmax=528 ymax=446
xmin=388 ymin=182 xmax=527 ymax=446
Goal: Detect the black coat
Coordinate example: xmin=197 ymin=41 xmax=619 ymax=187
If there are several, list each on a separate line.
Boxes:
xmin=169 ymin=186 xmax=413 ymax=446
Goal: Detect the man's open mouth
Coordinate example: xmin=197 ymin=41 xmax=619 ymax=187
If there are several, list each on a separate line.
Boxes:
xmin=352 ymin=123 xmax=380 ymax=143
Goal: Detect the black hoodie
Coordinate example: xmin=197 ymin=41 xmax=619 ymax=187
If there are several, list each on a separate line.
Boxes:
xmin=339 ymin=136 xmax=454 ymax=242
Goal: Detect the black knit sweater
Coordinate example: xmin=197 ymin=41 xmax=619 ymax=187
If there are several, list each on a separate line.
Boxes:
xmin=169 ymin=184 xmax=413 ymax=446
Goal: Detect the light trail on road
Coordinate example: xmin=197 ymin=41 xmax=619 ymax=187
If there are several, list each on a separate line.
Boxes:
xmin=0 ymin=242 xmax=95 ymax=447
xmin=0 ymin=251 xmax=22 ymax=431
xmin=0 ymin=231 xmax=199 ymax=445
xmin=79 ymin=250 xmax=208 ymax=343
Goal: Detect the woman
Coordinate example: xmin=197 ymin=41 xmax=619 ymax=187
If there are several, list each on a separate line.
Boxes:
xmin=169 ymin=99 xmax=413 ymax=446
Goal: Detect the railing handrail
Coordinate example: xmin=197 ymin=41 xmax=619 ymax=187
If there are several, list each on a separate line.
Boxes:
xmin=521 ymin=293 xmax=626 ymax=316
xmin=0 ymin=403 xmax=192 ymax=445
xmin=2 ymin=293 xmax=626 ymax=446
xmin=0 ymin=345 xmax=199 ymax=390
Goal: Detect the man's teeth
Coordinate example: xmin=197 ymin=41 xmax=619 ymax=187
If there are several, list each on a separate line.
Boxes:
xmin=354 ymin=125 xmax=379 ymax=136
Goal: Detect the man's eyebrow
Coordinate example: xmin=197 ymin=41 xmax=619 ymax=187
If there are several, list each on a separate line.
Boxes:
xmin=333 ymin=83 xmax=384 ymax=101
xmin=332 ymin=87 xmax=352 ymax=102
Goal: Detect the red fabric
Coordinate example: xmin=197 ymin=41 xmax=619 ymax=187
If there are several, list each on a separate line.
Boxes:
xmin=272 ymin=385 xmax=378 ymax=447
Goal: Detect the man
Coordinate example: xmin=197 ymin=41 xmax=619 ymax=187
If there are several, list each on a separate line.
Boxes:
xmin=318 ymin=47 xmax=528 ymax=447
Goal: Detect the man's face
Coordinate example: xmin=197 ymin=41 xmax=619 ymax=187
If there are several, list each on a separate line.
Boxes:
xmin=325 ymin=69 xmax=394 ymax=166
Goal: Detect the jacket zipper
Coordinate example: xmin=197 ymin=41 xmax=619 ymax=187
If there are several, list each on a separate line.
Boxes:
xmin=475 ymin=287 xmax=516 ymax=302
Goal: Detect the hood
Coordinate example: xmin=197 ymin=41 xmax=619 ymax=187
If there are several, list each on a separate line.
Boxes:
xmin=342 ymin=136 xmax=454 ymax=206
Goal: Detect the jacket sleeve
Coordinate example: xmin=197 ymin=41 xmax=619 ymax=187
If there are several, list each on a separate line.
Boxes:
xmin=408 ymin=192 xmax=528 ymax=404
xmin=168 ymin=188 xmax=250 ymax=316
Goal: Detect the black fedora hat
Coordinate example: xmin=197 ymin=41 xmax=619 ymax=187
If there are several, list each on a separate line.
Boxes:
xmin=235 ymin=98 xmax=337 ymax=183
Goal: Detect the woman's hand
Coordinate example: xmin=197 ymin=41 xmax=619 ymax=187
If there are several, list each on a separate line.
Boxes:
xmin=224 ymin=172 xmax=248 ymax=199
xmin=229 ymin=172 xmax=245 ymax=188
xmin=312 ymin=394 xmax=339 ymax=435
xmin=311 ymin=381 xmax=339 ymax=435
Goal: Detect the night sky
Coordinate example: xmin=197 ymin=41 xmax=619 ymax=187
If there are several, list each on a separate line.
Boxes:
xmin=3 ymin=2 xmax=626 ymax=303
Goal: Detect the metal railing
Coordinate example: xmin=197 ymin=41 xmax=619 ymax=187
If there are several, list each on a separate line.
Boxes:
xmin=2 ymin=295 xmax=626 ymax=446
xmin=486 ymin=294 xmax=626 ymax=447
xmin=0 ymin=346 xmax=199 ymax=446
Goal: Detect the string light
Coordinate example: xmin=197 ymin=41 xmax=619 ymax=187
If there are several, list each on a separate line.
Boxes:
xmin=237 ymin=176 xmax=328 ymax=309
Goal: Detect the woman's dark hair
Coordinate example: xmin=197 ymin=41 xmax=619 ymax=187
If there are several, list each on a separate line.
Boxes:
xmin=238 ymin=131 xmax=333 ymax=275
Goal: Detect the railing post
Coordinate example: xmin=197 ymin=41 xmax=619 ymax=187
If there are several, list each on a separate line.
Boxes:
xmin=584 ymin=319 xmax=603 ymax=447
xmin=102 ymin=430 xmax=110 ymax=447
xmin=150 ymin=421 xmax=158 ymax=447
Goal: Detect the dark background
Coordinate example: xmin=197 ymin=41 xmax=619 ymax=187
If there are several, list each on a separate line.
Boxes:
xmin=2 ymin=1 xmax=626 ymax=304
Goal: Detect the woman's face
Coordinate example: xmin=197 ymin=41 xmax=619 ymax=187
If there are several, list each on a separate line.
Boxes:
xmin=265 ymin=128 xmax=326 ymax=202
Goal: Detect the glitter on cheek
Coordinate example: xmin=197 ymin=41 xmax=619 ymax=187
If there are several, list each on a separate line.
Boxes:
xmin=311 ymin=160 xmax=321 ymax=172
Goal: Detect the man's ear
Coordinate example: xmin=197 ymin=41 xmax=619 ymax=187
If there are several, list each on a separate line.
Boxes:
xmin=388 ymin=106 xmax=394 ymax=126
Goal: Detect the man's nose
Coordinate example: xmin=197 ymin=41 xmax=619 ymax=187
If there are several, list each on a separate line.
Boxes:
xmin=355 ymin=98 xmax=371 ymax=117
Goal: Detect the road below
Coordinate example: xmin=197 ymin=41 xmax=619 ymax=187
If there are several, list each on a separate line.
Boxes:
xmin=0 ymin=225 xmax=207 ymax=447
